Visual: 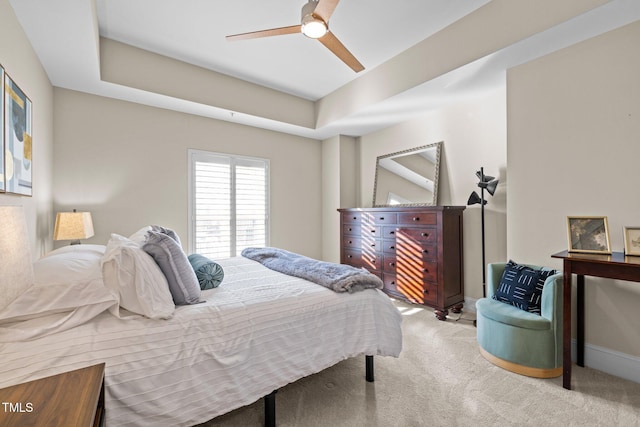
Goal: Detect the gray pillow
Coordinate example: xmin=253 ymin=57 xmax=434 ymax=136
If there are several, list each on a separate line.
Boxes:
xmin=151 ymin=225 xmax=181 ymax=247
xmin=142 ymin=231 xmax=201 ymax=305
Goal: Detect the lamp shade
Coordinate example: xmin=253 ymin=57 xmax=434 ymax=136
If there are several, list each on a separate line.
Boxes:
xmin=478 ymin=179 xmax=499 ymax=196
xmin=0 ymin=206 xmax=34 ymax=310
xmin=53 ymin=211 xmax=94 ymax=243
xmin=467 ymin=191 xmax=487 ymax=206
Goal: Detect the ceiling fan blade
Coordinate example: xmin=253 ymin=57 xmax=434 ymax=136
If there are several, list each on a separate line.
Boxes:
xmin=226 ymin=25 xmax=301 ymax=41
xmin=318 ymin=31 xmax=364 ymax=72
xmin=314 ymin=0 xmax=340 ymax=22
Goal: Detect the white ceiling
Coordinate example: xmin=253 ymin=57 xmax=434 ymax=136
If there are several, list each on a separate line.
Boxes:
xmin=8 ymin=0 xmax=640 ymax=139
xmin=97 ymin=0 xmax=493 ymax=100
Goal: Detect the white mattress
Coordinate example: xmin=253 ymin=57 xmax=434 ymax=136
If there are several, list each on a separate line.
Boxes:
xmin=0 ymin=257 xmax=402 ymax=427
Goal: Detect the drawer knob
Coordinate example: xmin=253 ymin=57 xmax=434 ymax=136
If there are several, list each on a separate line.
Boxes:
xmin=389 ymin=245 xmax=395 ymax=250
xmin=413 ymin=217 xmax=420 ymax=221
xmin=423 ymin=289 xmax=429 ymax=294
xmin=379 ymin=217 xmax=385 ymax=221
xmin=390 ymin=262 xmax=396 ymax=267
xmin=371 ymin=243 xmax=376 ymax=247
xmin=389 ymin=230 xmax=395 ymax=235
xmin=352 ymin=216 xmax=357 ymax=220
xmin=370 ymin=229 xmax=376 ymax=233
xmin=348 ymin=228 xmax=353 ymax=232
xmin=421 ymin=232 xmax=429 ymax=237
xmin=391 ymin=281 xmax=396 ymax=285
xmin=422 ymin=249 xmax=429 ymax=254
xmin=347 ymin=255 xmax=352 ymax=259
xmin=422 ymin=268 xmax=428 ymax=273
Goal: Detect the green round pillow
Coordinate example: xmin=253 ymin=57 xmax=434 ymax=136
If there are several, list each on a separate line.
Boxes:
xmin=187 ymin=254 xmax=224 ymax=290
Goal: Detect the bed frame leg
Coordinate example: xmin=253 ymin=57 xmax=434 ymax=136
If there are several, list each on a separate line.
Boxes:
xmin=366 ymin=355 xmax=374 ymax=382
xmin=264 ymin=389 xmax=277 ymax=427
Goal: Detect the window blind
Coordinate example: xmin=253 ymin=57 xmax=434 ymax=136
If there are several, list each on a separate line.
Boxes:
xmin=189 ymin=151 xmax=269 ymax=259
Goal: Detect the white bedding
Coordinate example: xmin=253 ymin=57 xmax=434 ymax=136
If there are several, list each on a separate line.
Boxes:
xmin=0 ymin=256 xmax=402 ymax=427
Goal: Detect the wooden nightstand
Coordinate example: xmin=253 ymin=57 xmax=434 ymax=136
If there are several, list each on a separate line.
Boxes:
xmin=0 ymin=363 xmax=105 ymax=427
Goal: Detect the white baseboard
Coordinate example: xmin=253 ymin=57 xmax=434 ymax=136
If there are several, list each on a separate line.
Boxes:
xmin=465 ymin=297 xmax=640 ymax=384
xmin=572 ymin=339 xmax=640 ymax=385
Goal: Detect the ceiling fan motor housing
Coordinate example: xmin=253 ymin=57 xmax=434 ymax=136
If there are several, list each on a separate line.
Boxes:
xmin=301 ymin=0 xmax=327 ymax=38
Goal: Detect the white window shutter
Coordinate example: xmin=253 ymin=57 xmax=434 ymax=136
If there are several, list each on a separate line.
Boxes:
xmin=189 ymin=150 xmax=269 ymax=259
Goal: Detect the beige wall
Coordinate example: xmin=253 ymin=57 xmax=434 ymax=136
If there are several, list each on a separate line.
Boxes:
xmin=321 ymin=135 xmax=357 ymax=262
xmin=508 ymin=21 xmax=640 ymax=357
xmin=53 ymin=89 xmax=323 ymax=259
xmin=356 ymin=88 xmax=507 ymax=301
xmin=0 ymin=0 xmax=54 ymax=258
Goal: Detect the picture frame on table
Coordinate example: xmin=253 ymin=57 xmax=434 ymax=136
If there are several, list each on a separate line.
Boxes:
xmin=623 ymin=226 xmax=640 ymax=257
xmin=3 ymin=72 xmax=33 ymax=196
xmin=567 ymin=216 xmax=611 ymax=254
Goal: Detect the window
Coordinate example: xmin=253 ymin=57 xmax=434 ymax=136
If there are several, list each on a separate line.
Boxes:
xmin=188 ymin=149 xmax=269 ymax=259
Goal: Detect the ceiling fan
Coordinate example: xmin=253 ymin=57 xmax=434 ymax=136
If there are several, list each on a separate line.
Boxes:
xmin=226 ymin=0 xmax=364 ymax=73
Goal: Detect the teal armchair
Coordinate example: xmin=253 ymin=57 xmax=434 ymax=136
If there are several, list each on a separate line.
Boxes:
xmin=475 ymin=262 xmax=563 ymax=378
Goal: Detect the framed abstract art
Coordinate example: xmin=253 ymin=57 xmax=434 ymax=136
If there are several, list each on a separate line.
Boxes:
xmin=3 ymin=72 xmax=32 ymax=196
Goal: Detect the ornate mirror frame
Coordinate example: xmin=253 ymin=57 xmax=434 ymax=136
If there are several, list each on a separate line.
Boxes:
xmin=372 ymin=142 xmax=442 ymax=207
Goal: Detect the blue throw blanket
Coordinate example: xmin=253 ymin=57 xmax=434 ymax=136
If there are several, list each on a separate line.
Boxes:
xmin=241 ymin=247 xmax=383 ymax=293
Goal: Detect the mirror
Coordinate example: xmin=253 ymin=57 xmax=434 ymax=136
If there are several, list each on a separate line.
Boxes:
xmin=373 ymin=142 xmax=442 ymax=207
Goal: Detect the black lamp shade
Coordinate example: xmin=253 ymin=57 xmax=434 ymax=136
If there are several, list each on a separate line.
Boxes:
xmin=467 ymin=191 xmax=487 ymax=206
xmin=476 ymin=171 xmax=495 ymax=183
xmin=478 ymin=179 xmax=499 ymax=196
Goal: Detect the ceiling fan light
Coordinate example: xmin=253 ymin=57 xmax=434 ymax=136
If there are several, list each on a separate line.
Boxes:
xmin=301 ymin=15 xmax=327 ymax=38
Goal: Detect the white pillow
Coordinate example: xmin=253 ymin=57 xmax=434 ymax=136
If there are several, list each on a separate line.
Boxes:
xmin=128 ymin=226 xmax=152 ymax=246
xmin=35 ymin=244 xmax=107 ymax=286
xmin=102 ymin=234 xmax=175 ymax=319
xmin=0 ymin=244 xmax=117 ymax=342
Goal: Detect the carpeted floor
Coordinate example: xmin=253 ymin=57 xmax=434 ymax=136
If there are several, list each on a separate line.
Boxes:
xmin=199 ymin=299 xmax=640 ymax=426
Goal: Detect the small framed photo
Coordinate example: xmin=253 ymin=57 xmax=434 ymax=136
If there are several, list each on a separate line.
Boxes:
xmin=623 ymin=226 xmax=640 ymax=256
xmin=567 ymin=216 xmax=611 ymax=254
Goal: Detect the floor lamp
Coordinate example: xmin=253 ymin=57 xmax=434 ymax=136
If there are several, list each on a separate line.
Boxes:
xmin=467 ymin=167 xmax=499 ymax=298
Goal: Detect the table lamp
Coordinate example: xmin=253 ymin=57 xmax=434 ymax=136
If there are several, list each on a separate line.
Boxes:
xmin=53 ymin=209 xmax=94 ymax=245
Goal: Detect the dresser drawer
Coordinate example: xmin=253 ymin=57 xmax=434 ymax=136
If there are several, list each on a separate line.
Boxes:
xmin=342 ymin=248 xmax=362 ymax=267
xmin=398 ymin=212 xmax=437 ymax=225
xmin=342 ymin=248 xmax=382 ymax=271
xmin=343 ymin=223 xmax=361 ymax=236
xmin=361 ymin=254 xmax=382 ymax=272
xmin=382 ymin=240 xmax=437 ymax=260
xmin=343 ymin=213 xmax=362 ymax=223
xmin=343 ymin=236 xmax=362 ymax=248
xmin=363 ymin=212 xmax=397 ymax=225
xmin=383 ymin=255 xmax=438 ymax=283
xmin=383 ymin=273 xmax=438 ymax=305
xmin=382 ymin=239 xmax=398 ymax=254
xmin=397 ymin=227 xmax=437 ymax=245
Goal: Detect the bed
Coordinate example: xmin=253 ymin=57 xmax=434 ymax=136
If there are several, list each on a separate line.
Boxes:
xmin=0 ymin=226 xmax=403 ymax=426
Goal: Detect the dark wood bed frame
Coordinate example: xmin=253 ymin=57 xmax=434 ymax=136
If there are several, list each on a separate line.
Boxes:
xmin=262 ymin=355 xmax=374 ymax=427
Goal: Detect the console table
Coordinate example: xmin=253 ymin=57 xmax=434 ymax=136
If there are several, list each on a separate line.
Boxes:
xmin=551 ymin=250 xmax=640 ymax=390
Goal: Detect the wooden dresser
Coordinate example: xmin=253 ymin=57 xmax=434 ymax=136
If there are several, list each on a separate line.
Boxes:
xmin=0 ymin=364 xmax=105 ymax=427
xmin=338 ymin=206 xmax=465 ymax=320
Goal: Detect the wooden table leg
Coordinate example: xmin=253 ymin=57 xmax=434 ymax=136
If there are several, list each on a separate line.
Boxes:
xmin=576 ymin=274 xmax=585 ymax=367
xmin=562 ymin=260 xmax=572 ymax=390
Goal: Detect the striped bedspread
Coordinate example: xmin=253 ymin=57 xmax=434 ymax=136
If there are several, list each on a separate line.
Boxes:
xmin=0 ymin=256 xmax=402 ymax=427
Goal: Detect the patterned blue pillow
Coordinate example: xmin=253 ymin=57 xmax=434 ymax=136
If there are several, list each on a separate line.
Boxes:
xmin=492 ymin=260 xmax=557 ymax=315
